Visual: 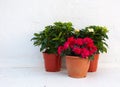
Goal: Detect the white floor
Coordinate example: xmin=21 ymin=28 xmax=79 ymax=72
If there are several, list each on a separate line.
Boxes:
xmin=0 ymin=63 xmax=120 ymax=87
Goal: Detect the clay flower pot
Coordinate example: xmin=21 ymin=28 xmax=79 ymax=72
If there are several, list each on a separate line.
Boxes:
xmin=88 ymin=54 xmax=99 ymax=72
xmin=66 ymin=56 xmax=90 ymax=78
xmin=43 ymin=53 xmax=61 ymax=72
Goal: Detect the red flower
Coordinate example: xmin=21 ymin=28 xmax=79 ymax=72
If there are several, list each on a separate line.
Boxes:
xmin=81 ymin=48 xmax=90 ymax=58
xmin=63 ymin=42 xmax=69 ymax=50
xmin=67 ymin=37 xmax=74 ymax=42
xmin=87 ymin=43 xmax=94 ymax=48
xmin=67 ymin=37 xmax=75 ymax=46
xmin=83 ymin=37 xmax=93 ymax=45
xmin=73 ymin=47 xmax=81 ymax=55
xmin=58 ymin=46 xmax=64 ymax=55
xmin=89 ymin=45 xmax=97 ymax=55
xmin=75 ymin=38 xmax=83 ymax=46
xmin=57 ymin=37 xmax=97 ymax=58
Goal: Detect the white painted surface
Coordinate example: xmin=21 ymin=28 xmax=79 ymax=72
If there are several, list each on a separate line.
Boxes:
xmin=0 ymin=64 xmax=120 ymax=87
xmin=0 ymin=0 xmax=120 ymax=67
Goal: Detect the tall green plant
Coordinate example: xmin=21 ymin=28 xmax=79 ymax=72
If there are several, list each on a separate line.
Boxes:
xmin=76 ymin=26 xmax=108 ymax=53
xmin=31 ymin=22 xmax=74 ymax=54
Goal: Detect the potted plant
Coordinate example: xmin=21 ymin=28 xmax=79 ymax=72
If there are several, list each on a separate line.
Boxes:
xmin=78 ymin=26 xmax=109 ymax=72
xmin=58 ymin=37 xmax=97 ymax=78
xmin=31 ymin=22 xmax=74 ymax=72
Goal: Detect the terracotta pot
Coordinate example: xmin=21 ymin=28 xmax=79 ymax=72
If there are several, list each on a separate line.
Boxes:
xmin=88 ymin=54 xmax=99 ymax=72
xmin=43 ymin=53 xmax=61 ymax=72
xmin=66 ymin=56 xmax=90 ymax=78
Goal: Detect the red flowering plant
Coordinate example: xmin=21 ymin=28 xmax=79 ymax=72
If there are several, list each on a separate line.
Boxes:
xmin=57 ymin=36 xmax=97 ymax=60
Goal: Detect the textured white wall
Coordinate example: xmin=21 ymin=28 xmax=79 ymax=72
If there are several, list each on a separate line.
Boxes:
xmin=0 ymin=0 xmax=120 ymax=67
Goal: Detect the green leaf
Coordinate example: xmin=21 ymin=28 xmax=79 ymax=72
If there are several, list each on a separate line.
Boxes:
xmin=58 ymin=32 xmax=62 ymax=38
xmin=31 ymin=37 xmax=38 ymax=41
xmin=34 ymin=33 xmax=40 ymax=36
xmin=103 ymin=46 xmax=107 ymax=53
xmin=52 ymin=37 xmax=59 ymax=40
xmin=89 ymin=55 xmax=94 ymax=60
xmin=103 ymin=42 xmax=108 ymax=47
xmin=40 ymin=43 xmax=46 ymax=51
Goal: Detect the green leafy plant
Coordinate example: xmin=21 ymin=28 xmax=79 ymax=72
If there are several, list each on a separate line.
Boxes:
xmin=76 ymin=26 xmax=109 ymax=53
xmin=31 ymin=22 xmax=74 ymax=54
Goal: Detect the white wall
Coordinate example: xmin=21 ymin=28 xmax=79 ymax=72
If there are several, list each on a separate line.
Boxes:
xmin=0 ymin=0 xmax=120 ymax=67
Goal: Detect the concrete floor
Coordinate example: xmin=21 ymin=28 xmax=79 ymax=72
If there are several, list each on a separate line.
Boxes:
xmin=0 ymin=63 xmax=120 ymax=87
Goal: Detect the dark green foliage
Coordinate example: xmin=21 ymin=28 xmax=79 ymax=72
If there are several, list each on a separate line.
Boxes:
xmin=76 ymin=26 xmax=109 ymax=53
xmin=31 ymin=22 xmax=74 ymax=54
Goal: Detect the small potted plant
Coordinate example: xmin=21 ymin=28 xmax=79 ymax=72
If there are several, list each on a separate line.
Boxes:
xmin=31 ymin=22 xmax=74 ymax=72
xmin=58 ymin=37 xmax=97 ymax=78
xmin=78 ymin=26 xmax=109 ymax=72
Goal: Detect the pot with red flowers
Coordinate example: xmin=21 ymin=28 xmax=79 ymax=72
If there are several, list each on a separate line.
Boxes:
xmin=58 ymin=37 xmax=97 ymax=78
